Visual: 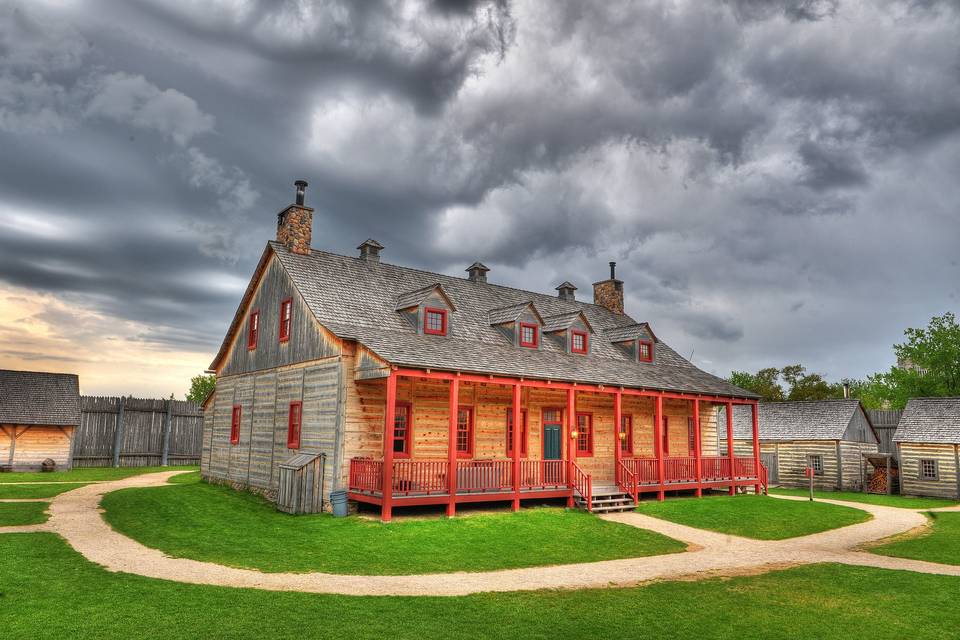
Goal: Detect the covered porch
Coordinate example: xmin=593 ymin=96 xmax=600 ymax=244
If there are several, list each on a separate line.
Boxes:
xmin=347 ymin=368 xmax=764 ymax=521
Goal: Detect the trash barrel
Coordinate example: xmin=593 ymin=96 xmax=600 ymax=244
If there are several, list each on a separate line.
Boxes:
xmin=330 ymin=490 xmax=348 ymax=517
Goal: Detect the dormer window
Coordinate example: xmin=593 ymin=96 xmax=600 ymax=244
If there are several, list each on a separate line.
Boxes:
xmin=424 ymin=307 xmax=448 ymax=336
xmin=639 ymin=340 xmax=654 ymax=362
xmin=519 ymin=322 xmax=539 ymax=348
xmin=571 ymin=330 xmax=588 ymax=354
xmin=279 ymin=298 xmax=292 ymax=343
xmin=247 ymin=310 xmax=259 ymax=350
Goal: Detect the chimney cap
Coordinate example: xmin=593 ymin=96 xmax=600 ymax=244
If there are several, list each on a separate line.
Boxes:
xmin=466 ymin=261 xmax=490 ymax=273
xmin=357 ymin=238 xmax=385 ymax=251
xmin=294 ymin=179 xmax=308 ymax=206
xmin=555 ymin=281 xmax=578 ymax=291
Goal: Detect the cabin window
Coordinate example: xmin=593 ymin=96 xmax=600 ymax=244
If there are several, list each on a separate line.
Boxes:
xmin=571 ymin=330 xmax=588 ymax=354
xmin=506 ymin=409 xmax=528 ymax=457
xmin=661 ymin=416 xmax=669 ymax=456
xmin=687 ymin=417 xmax=697 ymax=456
xmin=809 ymin=454 xmax=824 ymax=475
xmin=247 ymin=310 xmax=260 ymax=350
xmin=519 ymin=322 xmax=539 ymax=348
xmin=576 ymin=413 xmax=593 ymax=455
xmin=423 ymin=307 xmax=448 ymax=336
xmin=620 ymin=414 xmax=633 ymax=454
xmin=638 ymin=340 xmax=653 ymax=362
xmin=457 ymin=407 xmax=474 ymax=456
xmin=230 ymin=405 xmax=242 ymax=445
xmin=393 ymin=403 xmax=412 ymax=457
xmin=279 ymin=298 xmax=293 ymax=343
xmin=920 ymin=459 xmax=939 ymax=480
xmin=287 ymin=401 xmax=302 ymax=449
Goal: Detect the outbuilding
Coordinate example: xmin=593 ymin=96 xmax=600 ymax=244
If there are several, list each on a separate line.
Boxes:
xmin=0 ymin=369 xmax=81 ymax=471
xmin=893 ymin=397 xmax=960 ymax=499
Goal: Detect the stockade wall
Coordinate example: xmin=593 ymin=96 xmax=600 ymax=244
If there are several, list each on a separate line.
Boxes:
xmin=867 ymin=409 xmax=903 ymax=455
xmin=72 ymin=396 xmax=203 ymax=467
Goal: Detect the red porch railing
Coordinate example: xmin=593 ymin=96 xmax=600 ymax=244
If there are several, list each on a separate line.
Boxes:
xmin=348 ymin=457 xmax=383 ymax=493
xmin=349 ymin=458 xmax=571 ymax=496
xmin=520 ymin=459 xmax=567 ymax=489
xmin=572 ymin=461 xmax=592 ymax=511
xmin=616 ymin=459 xmax=639 ymax=504
xmin=701 ymin=456 xmax=731 ymax=481
xmin=621 ymin=457 xmax=659 ymax=484
xmin=455 ymin=459 xmax=512 ymax=493
xmin=392 ymin=459 xmax=449 ymax=495
xmin=732 ymin=456 xmax=756 ymax=479
xmin=664 ymin=456 xmax=697 ymax=483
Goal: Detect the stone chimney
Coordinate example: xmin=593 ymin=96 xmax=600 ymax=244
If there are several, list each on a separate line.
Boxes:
xmin=358 ymin=238 xmax=384 ymax=264
xmin=556 ymin=281 xmax=577 ymax=302
xmin=592 ymin=261 xmax=624 ymax=314
xmin=276 ymin=180 xmax=313 ymax=255
xmin=466 ymin=262 xmax=490 ymax=283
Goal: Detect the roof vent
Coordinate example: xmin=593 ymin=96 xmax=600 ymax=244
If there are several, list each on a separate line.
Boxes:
xmin=358 ymin=238 xmax=384 ymax=264
xmin=555 ymin=281 xmax=577 ymax=302
xmin=466 ymin=261 xmax=490 ymax=283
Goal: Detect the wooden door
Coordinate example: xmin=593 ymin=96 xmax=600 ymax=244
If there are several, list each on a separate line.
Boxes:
xmin=761 ymin=452 xmax=778 ymax=484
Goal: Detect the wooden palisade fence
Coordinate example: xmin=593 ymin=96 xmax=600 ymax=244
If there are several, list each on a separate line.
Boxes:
xmin=867 ymin=409 xmax=903 ymax=455
xmin=71 ymin=396 xmax=203 ymax=467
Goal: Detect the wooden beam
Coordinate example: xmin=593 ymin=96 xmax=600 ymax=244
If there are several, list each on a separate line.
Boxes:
xmin=381 ymin=372 xmax=398 ymax=522
xmin=566 ymin=387 xmax=576 ymax=508
xmin=693 ymin=398 xmax=703 ymax=497
xmin=112 ymin=396 xmax=126 ymax=468
xmin=614 ymin=390 xmax=622 ymax=485
xmin=753 ymin=402 xmax=762 ymax=495
xmin=446 ymin=378 xmax=459 ymax=517
xmin=654 ymin=394 xmax=665 ymax=501
xmin=161 ymin=398 xmax=174 ymax=467
xmin=955 ymin=445 xmax=960 ymax=501
xmin=511 ymin=383 xmax=521 ymax=511
xmin=886 ymin=454 xmax=892 ymax=496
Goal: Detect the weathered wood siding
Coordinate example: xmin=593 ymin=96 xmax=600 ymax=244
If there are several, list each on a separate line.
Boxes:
xmin=898 ymin=443 xmax=960 ymax=499
xmin=1 ymin=424 xmax=74 ymax=470
xmin=202 ymin=357 xmax=342 ymax=505
xmin=839 ymin=440 xmax=878 ymax=491
xmin=219 ymin=255 xmax=340 ymax=377
xmin=867 ymin=409 xmax=902 ymax=454
xmin=771 ymin=441 xmax=840 ymax=490
xmin=843 ymin=407 xmax=878 ymax=444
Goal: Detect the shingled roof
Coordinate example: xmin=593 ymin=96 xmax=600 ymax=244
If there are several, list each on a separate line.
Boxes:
xmin=212 ymin=242 xmax=757 ymax=398
xmin=0 ymin=369 xmax=81 ymax=426
xmin=893 ymin=397 xmax=960 ymax=444
xmin=732 ymin=400 xmax=867 ymax=440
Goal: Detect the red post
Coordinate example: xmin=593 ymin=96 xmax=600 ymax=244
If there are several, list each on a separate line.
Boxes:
xmin=752 ymin=401 xmax=762 ymax=495
xmin=381 ymin=371 xmax=398 ymax=522
xmin=654 ymin=394 xmax=665 ymax=501
xmin=511 ymin=383 xmax=521 ymax=511
xmin=614 ymin=390 xmax=622 ymax=481
xmin=566 ymin=387 xmax=576 ymax=508
xmin=726 ymin=401 xmax=735 ymax=496
xmin=446 ymin=377 xmax=459 ymax=517
xmin=693 ymin=398 xmax=702 ymax=498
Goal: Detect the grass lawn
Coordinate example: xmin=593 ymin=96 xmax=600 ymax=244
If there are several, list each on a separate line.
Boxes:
xmin=769 ymin=487 xmax=959 ymax=510
xmin=872 ymin=512 xmax=960 ymax=565
xmin=2 ymin=533 xmax=959 ymax=639
xmin=0 ymin=483 xmax=90 ymax=499
xmin=0 ymin=502 xmax=48 ymax=525
xmin=0 ymin=465 xmax=198 ymax=483
xmin=636 ymin=494 xmax=870 ymax=539
xmin=101 ymin=477 xmax=685 ymax=574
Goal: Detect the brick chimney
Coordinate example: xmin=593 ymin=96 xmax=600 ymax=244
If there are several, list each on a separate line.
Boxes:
xmin=592 ymin=261 xmax=624 ymax=314
xmin=276 ymin=180 xmax=313 ymax=255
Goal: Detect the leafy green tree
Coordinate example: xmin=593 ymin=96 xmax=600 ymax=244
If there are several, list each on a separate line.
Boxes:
xmin=186 ymin=374 xmax=216 ymax=404
xmin=728 ymin=368 xmax=785 ymax=401
xmin=781 ymin=364 xmax=843 ymax=401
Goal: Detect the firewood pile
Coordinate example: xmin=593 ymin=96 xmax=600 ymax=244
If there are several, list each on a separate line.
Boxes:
xmin=868 ymin=466 xmax=899 ymax=494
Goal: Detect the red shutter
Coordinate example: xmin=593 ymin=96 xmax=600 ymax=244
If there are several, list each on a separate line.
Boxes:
xmin=620 ymin=414 xmax=633 ymax=454
xmin=456 ymin=407 xmax=473 ymax=456
xmin=287 ymin=401 xmax=302 ymax=449
xmin=506 ymin=409 xmax=528 ymax=457
xmin=230 ymin=405 xmax=242 ymax=445
xmin=687 ymin=417 xmax=696 ymax=456
xmin=661 ymin=416 xmax=669 ymax=456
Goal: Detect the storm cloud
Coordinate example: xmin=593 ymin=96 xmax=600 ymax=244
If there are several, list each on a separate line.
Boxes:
xmin=0 ymin=0 xmax=959 ymax=395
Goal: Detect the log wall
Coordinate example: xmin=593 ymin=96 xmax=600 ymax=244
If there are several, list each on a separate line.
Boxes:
xmin=898 ymin=443 xmax=960 ymax=499
xmin=0 ymin=424 xmax=74 ymax=471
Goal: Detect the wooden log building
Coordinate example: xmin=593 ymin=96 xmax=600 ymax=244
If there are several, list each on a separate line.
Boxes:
xmin=0 ymin=369 xmax=81 ymax=471
xmin=894 ymin=397 xmax=960 ymax=499
xmin=201 ymin=182 xmax=764 ymax=520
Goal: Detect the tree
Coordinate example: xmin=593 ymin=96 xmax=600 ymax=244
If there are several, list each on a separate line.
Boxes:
xmin=186 ymin=374 xmax=216 ymax=404
xmin=728 ymin=367 xmax=785 ymax=402
xmin=781 ymin=364 xmax=843 ymax=401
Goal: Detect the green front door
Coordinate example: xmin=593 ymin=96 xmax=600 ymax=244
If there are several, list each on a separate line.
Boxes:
xmin=543 ymin=425 xmax=561 ymax=460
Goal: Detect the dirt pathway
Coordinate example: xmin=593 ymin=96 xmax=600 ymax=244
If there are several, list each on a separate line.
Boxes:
xmin=2 ymin=471 xmax=957 ymax=596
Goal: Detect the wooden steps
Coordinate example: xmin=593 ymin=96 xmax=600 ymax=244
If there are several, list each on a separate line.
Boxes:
xmin=575 ymin=487 xmax=636 ymax=513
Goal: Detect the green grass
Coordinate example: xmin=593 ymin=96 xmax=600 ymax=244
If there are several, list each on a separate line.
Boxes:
xmin=0 ymin=465 xmax=198 ymax=483
xmin=0 ymin=502 xmax=48 ymax=525
xmin=769 ymin=487 xmax=960 ymax=510
xmin=101 ymin=477 xmax=684 ymax=574
xmin=2 ymin=533 xmax=959 ymax=639
xmin=636 ymin=494 xmax=871 ymax=539
xmin=0 ymin=483 xmax=89 ymax=499
xmin=872 ymin=512 xmax=960 ymax=565
xmin=166 ymin=470 xmax=199 ymax=484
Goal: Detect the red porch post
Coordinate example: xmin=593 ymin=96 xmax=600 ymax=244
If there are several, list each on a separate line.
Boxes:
xmin=614 ymin=390 xmax=622 ymax=484
xmin=381 ymin=371 xmax=398 ymax=522
xmin=693 ymin=398 xmax=703 ymax=498
xmin=654 ymin=393 xmax=665 ymax=501
xmin=511 ymin=383 xmax=521 ymax=511
xmin=726 ymin=401 xmax=735 ymax=496
xmin=752 ymin=401 xmax=762 ymax=495
xmin=566 ymin=387 xmax=576 ymax=507
xmin=446 ymin=376 xmax=459 ymax=517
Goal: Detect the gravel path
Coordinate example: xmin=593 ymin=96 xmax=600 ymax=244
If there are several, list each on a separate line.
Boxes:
xmin=2 ymin=471 xmax=958 ymax=596
xmin=0 ymin=498 xmax=50 ymax=503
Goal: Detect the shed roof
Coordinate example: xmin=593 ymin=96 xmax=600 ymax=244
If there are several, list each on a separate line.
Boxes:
xmin=732 ymin=399 xmax=866 ymax=440
xmin=893 ymin=397 xmax=960 ymax=444
xmin=0 ymin=369 xmax=81 ymax=426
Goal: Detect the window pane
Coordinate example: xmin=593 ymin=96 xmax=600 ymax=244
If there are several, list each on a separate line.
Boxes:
xmin=393 ymin=406 xmax=408 ymax=454
xmin=543 ymin=409 xmax=560 ymax=424
xmin=425 ymin=309 xmax=445 ymax=333
xmin=457 ymin=408 xmax=471 ymax=453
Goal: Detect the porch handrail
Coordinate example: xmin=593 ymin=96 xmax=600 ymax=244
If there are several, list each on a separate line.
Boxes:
xmin=571 ymin=461 xmax=592 ymax=511
xmin=348 ymin=457 xmax=383 ymax=493
xmin=617 ymin=459 xmax=639 ymax=505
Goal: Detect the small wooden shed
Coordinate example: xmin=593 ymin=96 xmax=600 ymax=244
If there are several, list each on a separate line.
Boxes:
xmin=0 ymin=370 xmax=81 ymax=471
xmin=893 ymin=397 xmax=960 ymax=499
xmin=276 ymin=452 xmax=326 ymax=514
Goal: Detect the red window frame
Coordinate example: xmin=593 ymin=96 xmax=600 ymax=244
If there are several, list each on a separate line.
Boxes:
xmin=571 ymin=330 xmax=588 ymax=354
xmin=247 ymin=310 xmax=260 ymax=350
xmin=392 ymin=402 xmax=412 ymax=458
xmin=279 ymin=298 xmax=293 ymax=343
xmin=576 ymin=412 xmax=593 ymax=456
xmin=638 ymin=339 xmax=654 ymax=362
xmin=687 ymin=417 xmax=697 ymax=456
xmin=661 ymin=415 xmax=669 ymax=456
xmin=620 ymin=414 xmax=633 ymax=455
xmin=230 ymin=405 xmax=242 ymax=445
xmin=456 ymin=406 xmax=474 ymax=457
xmin=506 ymin=408 xmax=528 ymax=457
xmin=423 ymin=307 xmax=448 ymax=336
xmin=519 ymin=322 xmax=539 ymax=348
xmin=287 ymin=401 xmax=302 ymax=449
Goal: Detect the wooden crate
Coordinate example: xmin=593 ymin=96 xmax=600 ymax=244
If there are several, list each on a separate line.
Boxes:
xmin=276 ymin=452 xmax=326 ymax=514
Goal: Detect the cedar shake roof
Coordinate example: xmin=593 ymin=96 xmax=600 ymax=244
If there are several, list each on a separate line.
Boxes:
xmin=893 ymin=397 xmax=960 ymax=444
xmin=211 ymin=242 xmax=757 ymax=398
xmin=604 ymin=323 xmax=657 ymax=343
xmin=394 ymin=283 xmax=457 ymax=311
xmin=732 ymin=400 xmax=867 ymax=440
xmin=541 ymin=311 xmax=592 ymax=333
xmin=0 ymin=369 xmax=81 ymax=426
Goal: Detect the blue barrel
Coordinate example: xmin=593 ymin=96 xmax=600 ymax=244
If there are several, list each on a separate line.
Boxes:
xmin=330 ymin=490 xmax=348 ymax=517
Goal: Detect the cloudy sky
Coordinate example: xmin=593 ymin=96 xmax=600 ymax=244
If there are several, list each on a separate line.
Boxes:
xmin=1 ymin=0 xmax=958 ymax=397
